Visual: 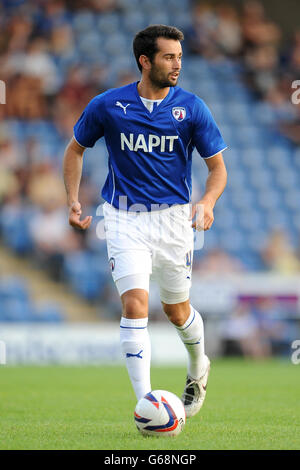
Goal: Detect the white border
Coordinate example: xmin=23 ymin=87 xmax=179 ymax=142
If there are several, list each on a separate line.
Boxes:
xmin=73 ymin=134 xmax=86 ymax=148
xmin=202 ymin=146 xmax=228 ymax=159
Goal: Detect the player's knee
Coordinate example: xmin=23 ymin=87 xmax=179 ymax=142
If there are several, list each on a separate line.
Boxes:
xmin=121 ymin=290 xmax=148 ymax=318
xmin=162 ymin=301 xmax=190 ymax=327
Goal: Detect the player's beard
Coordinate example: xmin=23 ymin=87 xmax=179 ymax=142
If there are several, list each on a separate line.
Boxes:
xmin=149 ymin=63 xmax=179 ymax=89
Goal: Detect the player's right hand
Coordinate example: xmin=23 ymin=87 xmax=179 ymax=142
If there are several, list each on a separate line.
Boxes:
xmin=68 ymin=201 xmax=92 ymax=230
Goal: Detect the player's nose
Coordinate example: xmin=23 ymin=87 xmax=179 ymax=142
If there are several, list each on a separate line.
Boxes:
xmin=173 ymin=58 xmax=181 ymax=69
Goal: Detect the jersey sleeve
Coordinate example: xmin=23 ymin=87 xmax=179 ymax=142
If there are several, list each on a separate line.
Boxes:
xmin=192 ymin=96 xmax=227 ymax=159
xmin=73 ymin=94 xmax=106 ymax=148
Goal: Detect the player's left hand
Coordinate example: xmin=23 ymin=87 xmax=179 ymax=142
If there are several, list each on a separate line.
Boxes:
xmin=189 ymin=199 xmax=214 ymax=231
xmin=68 ymin=201 xmax=92 ymax=230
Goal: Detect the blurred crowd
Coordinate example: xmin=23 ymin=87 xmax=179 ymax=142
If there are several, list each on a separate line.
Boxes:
xmin=195 ymin=228 xmax=300 ymax=275
xmin=221 ymin=295 xmax=298 ymax=359
xmin=0 ymin=0 xmax=129 ymax=284
xmin=0 ymin=0 xmax=300 ymax=299
xmin=186 ymin=0 xmax=300 ymax=143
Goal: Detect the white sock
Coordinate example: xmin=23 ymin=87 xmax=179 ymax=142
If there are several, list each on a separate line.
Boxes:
xmin=174 ymin=305 xmax=206 ymax=380
xmin=120 ymin=316 xmax=151 ymax=400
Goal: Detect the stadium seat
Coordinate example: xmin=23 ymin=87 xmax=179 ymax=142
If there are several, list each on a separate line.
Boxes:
xmin=1 ymin=299 xmax=34 ymax=322
xmin=34 ymin=302 xmax=65 ymax=323
xmin=0 ymin=209 xmax=33 ymax=255
xmin=63 ymin=251 xmax=109 ymax=301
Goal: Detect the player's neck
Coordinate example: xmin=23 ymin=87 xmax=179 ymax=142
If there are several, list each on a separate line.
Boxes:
xmin=137 ymin=78 xmax=169 ymax=100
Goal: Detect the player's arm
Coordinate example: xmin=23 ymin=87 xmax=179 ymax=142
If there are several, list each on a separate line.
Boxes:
xmin=63 ymin=136 xmax=92 ymax=230
xmin=191 ymin=152 xmax=227 ymax=231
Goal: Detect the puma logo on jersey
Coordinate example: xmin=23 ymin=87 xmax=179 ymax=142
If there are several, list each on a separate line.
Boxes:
xmin=116 ymin=101 xmax=130 ymax=114
xmin=120 ymin=133 xmax=179 ymax=152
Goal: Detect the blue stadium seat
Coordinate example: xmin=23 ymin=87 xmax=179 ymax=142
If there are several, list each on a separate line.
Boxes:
xmin=237 ymin=209 xmax=263 ymax=231
xmin=219 ymin=228 xmax=245 ymax=253
xmin=71 ymin=11 xmax=95 ymax=34
xmin=1 ymin=299 xmax=34 ymax=322
xmin=34 ymin=302 xmax=64 ymax=323
xmin=0 ymin=209 xmax=33 ymax=254
xmin=238 ymin=250 xmax=265 ymax=271
xmin=256 ymin=188 xmax=281 ymax=210
xmin=63 ymin=251 xmax=109 ymax=301
xmin=0 ymin=276 xmax=29 ymax=303
xmin=230 ymin=189 xmax=256 ymax=211
xmin=123 ymin=11 xmax=148 ymax=33
xmin=284 ymin=189 xmax=300 ymax=210
xmin=118 ymin=0 xmax=140 ymax=11
xmin=97 ymin=13 xmax=120 ymax=34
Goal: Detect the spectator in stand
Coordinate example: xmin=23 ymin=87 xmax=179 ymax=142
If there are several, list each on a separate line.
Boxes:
xmin=28 ymin=164 xmax=82 ymax=280
xmin=49 ymin=22 xmax=75 ymax=62
xmin=241 ymin=0 xmax=282 ymax=99
xmin=6 ymin=74 xmax=47 ymax=120
xmin=244 ymin=44 xmax=280 ymax=99
xmin=221 ymin=301 xmax=271 ymax=358
xmin=194 ymin=248 xmax=245 ymax=274
xmin=214 ymin=4 xmax=243 ymax=57
xmin=251 ymin=297 xmax=290 ymax=355
xmin=23 ymin=38 xmax=60 ymax=97
xmin=185 ymin=2 xmax=220 ymax=59
xmin=241 ymin=0 xmax=281 ymax=51
xmin=186 ymin=0 xmax=300 ymax=145
xmin=38 ymin=0 xmax=71 ymax=35
xmin=260 ymin=229 xmax=300 ymax=274
xmin=56 ymin=65 xmax=104 ymax=109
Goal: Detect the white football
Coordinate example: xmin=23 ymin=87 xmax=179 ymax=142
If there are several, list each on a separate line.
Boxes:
xmin=134 ymin=390 xmax=186 ymax=437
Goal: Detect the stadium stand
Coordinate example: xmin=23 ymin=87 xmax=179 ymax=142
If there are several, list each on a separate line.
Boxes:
xmin=0 ymin=0 xmax=300 ymax=327
xmin=0 ymin=275 xmax=64 ymax=322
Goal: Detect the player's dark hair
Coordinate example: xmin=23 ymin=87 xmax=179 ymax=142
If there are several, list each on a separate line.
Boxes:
xmin=133 ymin=25 xmax=184 ymax=72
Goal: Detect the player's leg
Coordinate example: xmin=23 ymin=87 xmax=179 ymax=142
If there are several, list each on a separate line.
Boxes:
xmin=103 ymin=202 xmax=153 ymax=401
xmin=118 ymin=283 xmax=152 ymax=401
xmin=154 ymin=203 xmax=209 ymax=416
xmin=161 ymin=296 xmax=208 ymax=383
xmin=161 ymin=295 xmax=210 ymax=418
xmin=153 ymin=204 xmax=207 ymax=379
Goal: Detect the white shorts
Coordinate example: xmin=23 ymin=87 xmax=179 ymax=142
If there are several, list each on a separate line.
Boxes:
xmin=103 ymin=202 xmax=194 ymax=301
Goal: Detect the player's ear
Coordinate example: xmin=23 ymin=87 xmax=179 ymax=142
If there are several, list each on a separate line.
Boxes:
xmin=139 ymin=55 xmax=151 ymax=71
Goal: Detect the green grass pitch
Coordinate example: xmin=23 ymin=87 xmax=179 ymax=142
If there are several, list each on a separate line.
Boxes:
xmin=0 ymin=359 xmax=299 ymax=450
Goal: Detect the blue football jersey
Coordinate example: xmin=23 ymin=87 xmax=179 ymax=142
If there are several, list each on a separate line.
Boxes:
xmin=73 ymin=81 xmax=227 ymax=211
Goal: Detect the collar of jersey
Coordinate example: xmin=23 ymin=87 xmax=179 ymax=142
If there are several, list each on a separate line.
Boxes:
xmin=134 ymin=81 xmax=174 ymax=119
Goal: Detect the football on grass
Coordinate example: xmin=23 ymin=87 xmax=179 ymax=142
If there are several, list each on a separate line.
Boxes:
xmin=134 ymin=390 xmax=186 ymax=437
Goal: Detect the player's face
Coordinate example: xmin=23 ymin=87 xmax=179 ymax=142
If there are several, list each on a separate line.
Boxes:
xmin=149 ymin=38 xmax=182 ymax=88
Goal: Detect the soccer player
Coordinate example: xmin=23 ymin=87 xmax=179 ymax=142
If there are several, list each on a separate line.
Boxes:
xmin=63 ymin=25 xmax=227 ymax=418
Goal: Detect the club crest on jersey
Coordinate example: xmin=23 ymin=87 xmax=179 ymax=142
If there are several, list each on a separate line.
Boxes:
xmin=172 ymin=107 xmax=186 ymax=121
